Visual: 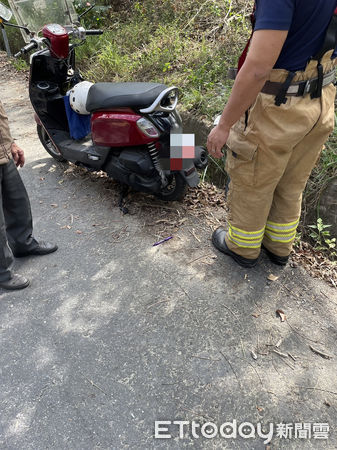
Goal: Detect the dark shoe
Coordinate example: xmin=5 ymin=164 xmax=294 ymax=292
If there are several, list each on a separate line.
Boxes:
xmin=0 ymin=274 xmax=30 ymax=290
xmin=262 ymin=244 xmax=289 ymax=266
xmin=14 ymin=241 xmax=58 ymax=258
xmin=212 ymin=227 xmax=258 ymax=268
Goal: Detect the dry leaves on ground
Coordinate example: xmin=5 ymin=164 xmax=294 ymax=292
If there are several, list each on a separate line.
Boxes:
xmin=293 ymin=241 xmax=337 ymax=287
xmin=276 ymin=309 xmax=287 ymax=322
xmin=267 ymin=274 xmax=279 ymax=282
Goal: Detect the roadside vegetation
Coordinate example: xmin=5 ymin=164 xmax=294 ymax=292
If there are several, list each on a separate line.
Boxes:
xmin=1 ymin=0 xmax=336 ymax=267
xmin=75 ymin=0 xmax=250 ymax=119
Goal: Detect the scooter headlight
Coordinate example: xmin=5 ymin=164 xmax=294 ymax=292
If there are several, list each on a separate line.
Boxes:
xmin=136 ymin=118 xmax=160 ymax=138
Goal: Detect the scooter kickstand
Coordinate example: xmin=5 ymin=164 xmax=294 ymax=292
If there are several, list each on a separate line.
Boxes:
xmin=118 ymin=183 xmax=130 ymax=214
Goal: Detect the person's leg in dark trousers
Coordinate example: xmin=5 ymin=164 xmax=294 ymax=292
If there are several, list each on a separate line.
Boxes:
xmin=0 ymin=163 xmax=15 ymax=281
xmin=2 ymin=160 xmax=38 ymax=255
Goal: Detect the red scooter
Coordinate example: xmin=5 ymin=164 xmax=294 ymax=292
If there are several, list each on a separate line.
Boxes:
xmin=4 ymin=0 xmax=207 ymax=201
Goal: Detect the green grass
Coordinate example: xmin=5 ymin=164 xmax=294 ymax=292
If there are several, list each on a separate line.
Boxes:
xmin=10 ymin=58 xmax=29 ymax=71
xmin=302 ymin=113 xmax=337 ymax=225
xmin=76 ymin=0 xmax=250 ymax=121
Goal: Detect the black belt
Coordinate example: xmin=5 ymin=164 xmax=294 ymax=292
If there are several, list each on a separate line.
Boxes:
xmin=261 ymin=69 xmax=336 ymax=97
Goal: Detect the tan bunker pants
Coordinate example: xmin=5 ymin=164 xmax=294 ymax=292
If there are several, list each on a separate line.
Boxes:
xmin=225 ymin=51 xmax=337 ymax=259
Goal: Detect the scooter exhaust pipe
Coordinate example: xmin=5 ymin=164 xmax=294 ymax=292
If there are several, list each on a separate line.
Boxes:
xmin=194 ymin=146 xmax=208 ymax=170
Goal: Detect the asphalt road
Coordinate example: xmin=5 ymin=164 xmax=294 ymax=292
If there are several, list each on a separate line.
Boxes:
xmin=1 ymin=58 xmax=337 ymax=450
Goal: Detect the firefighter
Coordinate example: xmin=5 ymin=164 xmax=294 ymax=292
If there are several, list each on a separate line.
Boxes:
xmin=208 ymin=0 xmax=337 ymax=268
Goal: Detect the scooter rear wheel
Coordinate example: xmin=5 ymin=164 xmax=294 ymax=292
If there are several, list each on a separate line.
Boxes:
xmin=155 ymin=173 xmax=187 ymax=202
xmin=37 ymin=125 xmax=66 ymax=162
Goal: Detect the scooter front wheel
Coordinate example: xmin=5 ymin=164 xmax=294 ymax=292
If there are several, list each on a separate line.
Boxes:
xmin=155 ymin=173 xmax=187 ymax=202
xmin=37 ymin=125 xmax=66 ymax=162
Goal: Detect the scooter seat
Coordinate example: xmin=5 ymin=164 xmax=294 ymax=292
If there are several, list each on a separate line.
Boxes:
xmin=86 ymin=82 xmax=168 ymax=112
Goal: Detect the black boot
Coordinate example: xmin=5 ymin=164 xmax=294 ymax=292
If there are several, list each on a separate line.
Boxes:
xmin=262 ymin=244 xmax=289 ymax=266
xmin=212 ymin=227 xmax=259 ymax=268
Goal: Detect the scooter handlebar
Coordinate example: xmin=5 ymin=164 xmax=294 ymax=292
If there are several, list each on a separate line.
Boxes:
xmin=85 ymin=29 xmax=104 ymax=35
xmin=14 ymin=41 xmax=38 ymax=58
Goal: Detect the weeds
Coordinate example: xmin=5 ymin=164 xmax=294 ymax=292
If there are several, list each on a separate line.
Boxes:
xmin=76 ymin=0 xmax=250 ymax=119
xmin=302 ymin=113 xmax=337 ymax=239
xmin=308 ymin=218 xmax=336 ymax=256
xmin=304 ymin=116 xmax=337 ymax=203
xmin=10 ymin=58 xmax=29 ymax=71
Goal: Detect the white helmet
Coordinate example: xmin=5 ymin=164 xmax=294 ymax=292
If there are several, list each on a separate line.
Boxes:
xmin=69 ymin=81 xmax=93 ymax=115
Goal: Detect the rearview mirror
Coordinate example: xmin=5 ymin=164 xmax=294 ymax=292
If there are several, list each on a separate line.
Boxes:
xmin=0 ymin=2 xmax=12 ymax=21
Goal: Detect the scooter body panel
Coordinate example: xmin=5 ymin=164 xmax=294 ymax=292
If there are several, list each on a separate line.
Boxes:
xmin=91 ymin=111 xmax=157 ymax=147
xmin=42 ymin=24 xmax=69 ymax=59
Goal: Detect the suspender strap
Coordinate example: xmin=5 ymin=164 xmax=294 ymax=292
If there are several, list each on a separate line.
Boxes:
xmin=237 ymin=37 xmax=253 ymax=72
xmin=311 ymin=63 xmax=324 ymax=99
xmin=237 ymin=3 xmax=256 ymax=72
xmin=310 ymin=8 xmax=337 ymax=99
xmin=313 ymin=11 xmax=337 ymax=61
xmin=274 ymin=71 xmax=296 ymax=106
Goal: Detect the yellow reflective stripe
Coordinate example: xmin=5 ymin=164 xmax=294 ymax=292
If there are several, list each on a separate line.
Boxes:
xmin=267 ymin=219 xmax=299 ymax=227
xmin=228 ymin=230 xmax=262 ymax=244
xmin=228 ymin=223 xmax=264 ymax=248
xmin=266 ymin=225 xmax=298 ymax=234
xmin=229 ymin=223 xmax=265 ymax=238
xmin=266 ymin=220 xmax=299 ymax=232
xmin=265 ymin=230 xmax=297 ymax=237
xmin=228 ymin=229 xmax=263 ymax=248
xmin=227 ymin=233 xmax=262 ymax=249
xmin=264 ymin=236 xmax=295 ymax=243
xmin=264 ymin=230 xmax=296 ymax=243
xmin=231 ymin=229 xmax=265 ymax=240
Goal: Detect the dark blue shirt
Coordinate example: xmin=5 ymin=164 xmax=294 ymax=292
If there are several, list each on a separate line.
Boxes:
xmin=254 ymin=0 xmax=337 ymax=71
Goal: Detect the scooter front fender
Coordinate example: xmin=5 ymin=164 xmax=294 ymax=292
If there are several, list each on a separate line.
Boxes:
xmin=34 ymin=112 xmax=42 ymax=125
